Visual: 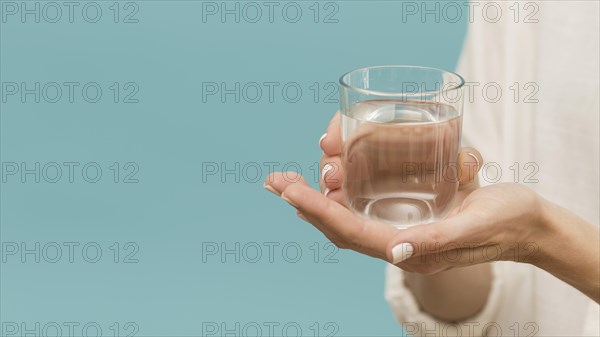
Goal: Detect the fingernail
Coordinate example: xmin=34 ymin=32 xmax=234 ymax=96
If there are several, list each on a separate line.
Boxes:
xmin=280 ymin=193 xmax=298 ymax=208
xmin=467 ymin=152 xmax=480 ymax=168
xmin=321 ymin=164 xmax=333 ymax=182
xmin=319 ymin=133 xmax=327 ymax=148
xmin=323 ymin=188 xmax=331 ymax=197
xmin=391 ymin=243 xmax=414 ymax=264
xmin=263 ymin=183 xmax=280 ymax=196
xmin=296 ymin=211 xmax=308 ymax=221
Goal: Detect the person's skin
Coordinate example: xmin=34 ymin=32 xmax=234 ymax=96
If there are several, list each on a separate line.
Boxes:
xmin=264 ymin=112 xmax=600 ymax=320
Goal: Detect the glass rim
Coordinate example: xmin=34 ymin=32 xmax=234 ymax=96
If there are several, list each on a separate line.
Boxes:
xmin=339 ymin=65 xmax=465 ymax=97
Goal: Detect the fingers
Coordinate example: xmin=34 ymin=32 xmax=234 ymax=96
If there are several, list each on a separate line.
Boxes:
xmin=319 ymin=155 xmax=343 ymax=192
xmin=318 ymin=111 xmax=345 ymax=206
xmin=281 ymin=181 xmax=398 ymax=260
xmin=323 ymin=188 xmax=346 ymax=206
xmin=265 ymin=172 xmax=344 ymax=242
xmin=319 ymin=112 xmax=342 ymax=156
xmin=458 ymin=147 xmax=482 ymax=186
xmin=264 ymin=171 xmax=308 ymax=196
xmin=404 ymin=242 xmax=497 ymax=273
xmin=399 ymin=245 xmax=494 ymax=275
xmin=385 ymin=211 xmax=476 ymax=264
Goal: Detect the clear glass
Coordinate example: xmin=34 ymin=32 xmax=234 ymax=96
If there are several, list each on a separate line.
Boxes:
xmin=338 ymin=65 xmax=465 ymax=228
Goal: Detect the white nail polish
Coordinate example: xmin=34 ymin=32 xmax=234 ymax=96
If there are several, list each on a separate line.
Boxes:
xmin=391 ymin=243 xmax=414 ymax=264
xmin=321 ymin=164 xmax=333 ymax=181
xmin=319 ymin=133 xmax=327 ymax=148
xmin=467 ymin=152 xmax=480 ymax=168
xmin=263 ymin=183 xmax=280 ymax=196
xmin=297 ymin=212 xmax=308 ymax=221
xmin=280 ymin=193 xmax=298 ymax=208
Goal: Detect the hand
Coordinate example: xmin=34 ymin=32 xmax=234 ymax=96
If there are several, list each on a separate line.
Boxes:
xmin=264 ymin=111 xmax=599 ymax=302
xmin=265 ymin=112 xmax=534 ymax=273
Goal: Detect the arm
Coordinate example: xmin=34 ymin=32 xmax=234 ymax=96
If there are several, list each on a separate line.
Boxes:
xmin=404 ymin=264 xmax=492 ymax=322
xmin=402 ymin=195 xmax=600 ymax=322
xmin=535 ymin=199 xmax=600 ymax=302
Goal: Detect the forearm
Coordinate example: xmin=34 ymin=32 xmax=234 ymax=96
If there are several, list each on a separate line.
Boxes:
xmin=404 ymin=263 xmax=492 ymax=322
xmin=536 ymin=199 xmax=600 ymax=303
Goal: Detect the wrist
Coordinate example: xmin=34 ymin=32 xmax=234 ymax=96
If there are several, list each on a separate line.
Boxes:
xmin=532 ymin=198 xmax=600 ymax=298
xmin=531 ymin=198 xmax=562 ymax=269
xmin=508 ymin=191 xmax=555 ymax=266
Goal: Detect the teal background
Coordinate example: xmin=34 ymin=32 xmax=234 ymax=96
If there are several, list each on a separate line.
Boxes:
xmin=0 ymin=1 xmax=467 ymax=336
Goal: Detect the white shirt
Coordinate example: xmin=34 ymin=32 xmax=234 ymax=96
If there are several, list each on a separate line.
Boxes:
xmin=385 ymin=1 xmax=600 ymax=336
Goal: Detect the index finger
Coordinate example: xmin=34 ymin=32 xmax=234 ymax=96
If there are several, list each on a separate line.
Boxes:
xmin=320 ymin=111 xmax=342 ymax=156
xmin=281 ymin=182 xmax=399 ymax=260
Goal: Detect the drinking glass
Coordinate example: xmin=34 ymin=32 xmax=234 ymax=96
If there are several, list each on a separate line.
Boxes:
xmin=338 ymin=65 xmax=465 ymax=228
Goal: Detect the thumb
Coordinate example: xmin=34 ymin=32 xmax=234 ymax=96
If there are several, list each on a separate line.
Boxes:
xmin=385 ymin=211 xmax=474 ymax=264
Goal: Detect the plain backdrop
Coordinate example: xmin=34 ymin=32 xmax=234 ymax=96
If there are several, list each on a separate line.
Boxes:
xmin=0 ymin=1 xmax=467 ymax=336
